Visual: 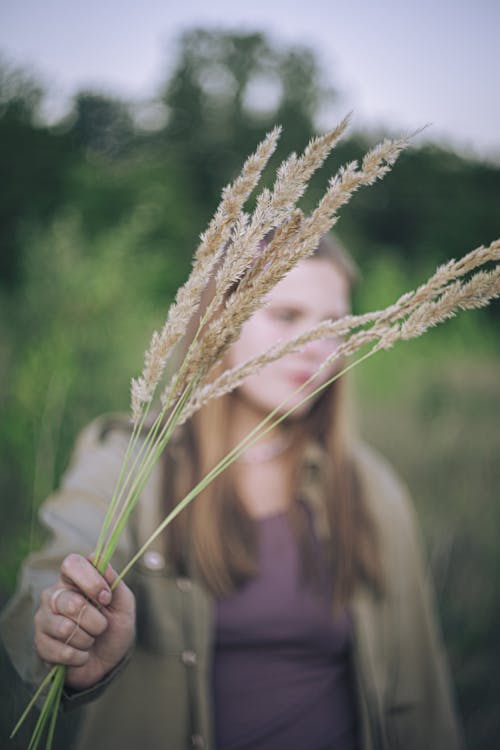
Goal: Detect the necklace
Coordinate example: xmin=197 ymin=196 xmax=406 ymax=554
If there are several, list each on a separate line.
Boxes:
xmin=238 ymin=432 xmax=293 ymax=464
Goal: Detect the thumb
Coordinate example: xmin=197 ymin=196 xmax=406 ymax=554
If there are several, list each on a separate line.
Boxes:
xmin=88 ymin=555 xmax=134 ymax=613
xmin=103 ymin=563 xmax=135 ymax=613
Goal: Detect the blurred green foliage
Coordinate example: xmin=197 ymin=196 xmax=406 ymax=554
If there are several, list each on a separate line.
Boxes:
xmin=0 ymin=28 xmax=499 ymax=749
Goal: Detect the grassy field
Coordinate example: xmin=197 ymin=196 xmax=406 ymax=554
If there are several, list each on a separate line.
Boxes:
xmin=355 ymin=334 xmax=500 ymax=748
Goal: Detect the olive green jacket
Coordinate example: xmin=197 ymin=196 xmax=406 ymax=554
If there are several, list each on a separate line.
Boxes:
xmin=1 ymin=416 xmax=463 ymax=750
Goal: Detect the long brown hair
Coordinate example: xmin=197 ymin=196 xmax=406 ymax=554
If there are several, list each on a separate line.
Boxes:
xmin=162 ymin=234 xmax=383 ymax=607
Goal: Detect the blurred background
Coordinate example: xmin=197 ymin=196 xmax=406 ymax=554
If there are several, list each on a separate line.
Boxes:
xmin=0 ymin=1 xmax=499 ymax=748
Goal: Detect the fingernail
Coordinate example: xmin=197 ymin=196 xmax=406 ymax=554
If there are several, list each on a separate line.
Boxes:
xmin=98 ymin=589 xmax=111 ymax=605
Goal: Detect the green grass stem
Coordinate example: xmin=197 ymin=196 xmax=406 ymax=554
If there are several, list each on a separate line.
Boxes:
xmin=10 ymin=666 xmax=58 ymax=739
xmin=98 ymin=377 xmax=200 ymax=571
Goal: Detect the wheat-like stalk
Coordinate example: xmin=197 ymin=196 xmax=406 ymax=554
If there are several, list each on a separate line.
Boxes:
xmin=130 ymin=126 xmax=281 ymax=423
xmin=212 ymin=114 xmax=352 ymax=295
xmin=180 ymin=239 xmax=500 ymax=420
xmin=161 ymin=134 xmax=409 ymax=407
xmin=158 ymin=117 xmax=354 ymax=408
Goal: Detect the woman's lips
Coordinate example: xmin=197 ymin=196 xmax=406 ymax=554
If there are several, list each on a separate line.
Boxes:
xmin=286 ymin=370 xmax=316 ymax=387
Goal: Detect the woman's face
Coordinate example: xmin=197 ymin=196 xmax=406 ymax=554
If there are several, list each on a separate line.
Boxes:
xmin=228 ymin=258 xmax=350 ymax=418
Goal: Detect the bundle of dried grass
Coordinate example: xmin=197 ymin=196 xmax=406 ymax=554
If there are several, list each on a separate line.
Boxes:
xmin=15 ymin=118 xmax=500 ymax=750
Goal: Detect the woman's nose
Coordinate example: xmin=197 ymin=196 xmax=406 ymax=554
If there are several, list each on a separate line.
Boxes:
xmin=302 ymin=335 xmax=339 ymax=363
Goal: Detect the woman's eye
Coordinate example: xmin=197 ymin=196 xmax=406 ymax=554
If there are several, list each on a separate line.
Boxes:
xmin=270 ymin=308 xmax=300 ymax=323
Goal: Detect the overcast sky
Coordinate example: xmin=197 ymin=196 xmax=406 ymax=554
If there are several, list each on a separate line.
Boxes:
xmin=1 ymin=0 xmax=499 ymax=162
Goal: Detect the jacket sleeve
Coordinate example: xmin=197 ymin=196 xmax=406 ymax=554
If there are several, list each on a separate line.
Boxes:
xmin=353 ymin=443 xmax=464 ymax=750
xmin=0 ymin=416 xmax=134 ymax=691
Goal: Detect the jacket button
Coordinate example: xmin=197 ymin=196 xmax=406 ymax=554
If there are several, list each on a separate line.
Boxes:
xmin=191 ymin=734 xmax=205 ymax=748
xmin=181 ymin=650 xmax=197 ymax=667
xmin=142 ymin=550 xmax=165 ymax=570
xmin=176 ymin=577 xmax=192 ymax=592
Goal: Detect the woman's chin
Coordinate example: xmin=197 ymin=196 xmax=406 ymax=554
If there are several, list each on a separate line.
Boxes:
xmin=274 ymin=392 xmax=317 ymax=419
xmin=234 ymin=381 xmax=321 ymax=421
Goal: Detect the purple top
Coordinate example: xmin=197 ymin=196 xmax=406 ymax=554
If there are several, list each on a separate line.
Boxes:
xmin=213 ymin=507 xmax=360 ymax=750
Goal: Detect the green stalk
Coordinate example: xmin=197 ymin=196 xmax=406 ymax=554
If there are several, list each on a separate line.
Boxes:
xmin=93 ymin=398 xmax=159 ymax=563
xmin=94 ymin=380 xmax=189 ymax=570
xmin=23 ymin=665 xmax=64 ymax=750
xmin=93 ymin=408 xmax=164 ymax=569
xmin=94 ymin=301 xmax=211 ymax=566
xmin=42 ymin=669 xmax=64 ymax=750
xmin=95 ymin=301 xmax=213 ymax=570
xmin=97 ymin=377 xmax=199 ymax=572
xmin=10 ymin=666 xmax=58 ymax=739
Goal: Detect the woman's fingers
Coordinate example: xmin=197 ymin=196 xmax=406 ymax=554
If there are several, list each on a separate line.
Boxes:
xmin=43 ymin=613 xmax=96 ymax=651
xmin=34 ymin=630 xmax=90 ymax=668
xmin=42 ymin=587 xmax=108 ymax=637
xmin=60 ymin=553 xmax=112 ymax=607
xmin=49 ymin=588 xmax=67 ymax=614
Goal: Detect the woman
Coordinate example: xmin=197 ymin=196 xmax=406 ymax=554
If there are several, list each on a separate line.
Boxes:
xmin=1 ymin=235 xmax=462 ymax=749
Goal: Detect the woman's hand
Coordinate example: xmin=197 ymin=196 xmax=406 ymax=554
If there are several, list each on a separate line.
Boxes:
xmin=34 ymin=553 xmax=136 ymax=690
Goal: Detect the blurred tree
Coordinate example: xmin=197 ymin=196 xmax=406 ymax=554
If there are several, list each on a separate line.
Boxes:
xmin=161 ymin=29 xmax=335 ymax=215
xmin=66 ymin=91 xmax=136 ymax=157
xmin=0 ymin=61 xmax=78 ymax=286
xmin=0 ymin=59 xmax=42 ymax=120
xmin=336 ymin=139 xmax=500 ymax=277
